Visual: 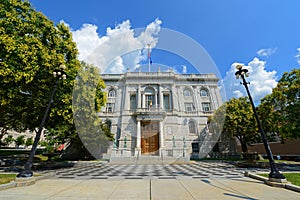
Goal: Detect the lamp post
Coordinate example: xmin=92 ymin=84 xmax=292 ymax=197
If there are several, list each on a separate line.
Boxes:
xmin=235 ymin=64 xmax=285 ymax=180
xmin=17 ymin=65 xmax=67 ymax=177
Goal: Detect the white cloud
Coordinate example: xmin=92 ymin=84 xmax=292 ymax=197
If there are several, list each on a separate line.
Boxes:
xmin=222 ymin=57 xmax=277 ymax=104
xmin=72 ymin=24 xmax=103 ymax=61
xmin=71 ymin=18 xmax=162 ymax=73
xmin=257 ymin=48 xmax=277 ymax=57
xmin=182 ymin=65 xmax=187 ymax=73
xmin=295 ymin=48 xmax=300 ymax=65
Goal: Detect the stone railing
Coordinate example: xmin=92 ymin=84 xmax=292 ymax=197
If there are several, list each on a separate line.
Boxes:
xmin=135 ymin=107 xmax=165 ymax=113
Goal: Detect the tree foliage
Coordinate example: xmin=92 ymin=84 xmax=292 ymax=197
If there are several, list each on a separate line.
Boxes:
xmin=0 ymin=0 xmax=80 ymax=137
xmin=66 ymin=61 xmax=112 ymax=160
xmin=14 ymin=135 xmax=25 ymax=147
xmin=258 ymin=69 xmax=300 ymax=140
xmin=0 ymin=1 xmax=110 ymax=160
xmin=210 ymin=97 xmax=259 ymax=152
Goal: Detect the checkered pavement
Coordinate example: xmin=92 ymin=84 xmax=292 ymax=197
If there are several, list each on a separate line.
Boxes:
xmin=53 ymin=161 xmax=269 ymax=180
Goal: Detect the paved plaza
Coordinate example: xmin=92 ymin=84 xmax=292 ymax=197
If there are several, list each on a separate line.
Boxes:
xmin=0 ymin=161 xmax=299 ymax=199
xmin=54 ymin=161 xmax=263 ymax=180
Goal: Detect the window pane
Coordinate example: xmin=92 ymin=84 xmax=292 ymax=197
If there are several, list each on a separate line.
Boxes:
xmin=108 ymin=90 xmax=116 ymax=97
xmin=192 ymin=143 xmax=199 ymax=152
xmin=202 ymin=103 xmax=211 ymax=112
xmin=200 ymin=89 xmax=208 ymax=97
xmin=183 ymin=89 xmax=191 ymax=97
xmin=146 ymin=95 xmax=154 ymax=108
xmin=163 ymin=94 xmax=170 ymax=110
xmin=188 ymin=120 xmax=196 ymax=133
xmin=106 ymin=103 xmax=114 ymax=113
xmin=130 ymin=94 xmax=136 ymax=110
xmin=185 ymin=103 xmax=194 ymax=112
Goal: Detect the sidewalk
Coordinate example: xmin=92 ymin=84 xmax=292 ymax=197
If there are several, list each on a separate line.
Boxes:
xmin=0 ymin=177 xmax=299 ymax=199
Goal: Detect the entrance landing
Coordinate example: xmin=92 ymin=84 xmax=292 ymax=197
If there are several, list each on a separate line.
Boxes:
xmin=109 ymin=156 xmax=189 ymax=164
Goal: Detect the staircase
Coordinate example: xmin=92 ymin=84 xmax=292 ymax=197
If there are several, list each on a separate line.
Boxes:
xmin=109 ymin=155 xmax=189 ymax=164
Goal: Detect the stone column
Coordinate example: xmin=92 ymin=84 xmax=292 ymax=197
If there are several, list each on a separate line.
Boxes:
xmin=172 ymin=85 xmax=179 ymax=111
xmin=159 ymin=85 xmax=163 ymax=109
xmin=136 ymin=120 xmax=141 ymax=148
xmin=137 ymin=85 xmax=141 ymax=108
xmin=155 ymin=91 xmax=158 ymax=108
xmin=159 ymin=121 xmax=164 ymax=147
xmin=142 ymin=93 xmax=145 ymax=108
xmin=123 ymin=84 xmax=129 ymax=111
xmin=193 ymin=86 xmax=199 ymax=111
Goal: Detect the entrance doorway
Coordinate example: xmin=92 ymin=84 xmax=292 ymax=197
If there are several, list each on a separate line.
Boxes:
xmin=141 ymin=121 xmax=159 ymax=155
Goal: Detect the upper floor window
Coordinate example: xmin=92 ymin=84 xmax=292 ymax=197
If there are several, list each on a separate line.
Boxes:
xmin=163 ymin=94 xmax=171 ymax=110
xmin=184 ymin=103 xmax=195 ymax=112
xmin=108 ymin=89 xmax=116 ymax=97
xmin=183 ymin=89 xmax=192 ymax=97
xmin=188 ymin=120 xmax=197 ymax=134
xmin=200 ymin=89 xmax=209 ymax=97
xmin=106 ymin=103 xmax=115 ymax=113
xmin=146 ymin=95 xmax=154 ymax=108
xmin=130 ymin=94 xmax=137 ymax=111
xmin=202 ymin=102 xmax=211 ymax=112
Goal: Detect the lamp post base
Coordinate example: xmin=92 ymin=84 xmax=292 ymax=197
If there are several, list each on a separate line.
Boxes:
xmin=269 ymin=171 xmax=286 ymax=180
xmin=17 ymin=162 xmax=33 ymax=178
xmin=17 ymin=171 xmax=33 ymax=178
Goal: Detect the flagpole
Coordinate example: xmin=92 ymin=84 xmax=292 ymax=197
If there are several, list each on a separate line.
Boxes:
xmin=147 ymin=44 xmax=151 ymax=72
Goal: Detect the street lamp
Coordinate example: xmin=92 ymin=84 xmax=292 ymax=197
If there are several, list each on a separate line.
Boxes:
xmin=235 ymin=64 xmax=285 ymax=180
xmin=17 ymin=65 xmax=67 ymax=177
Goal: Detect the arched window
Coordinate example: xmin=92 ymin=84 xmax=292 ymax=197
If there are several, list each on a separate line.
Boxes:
xmin=108 ymin=89 xmax=116 ymax=97
xmin=183 ymin=89 xmax=192 ymax=97
xmin=144 ymin=87 xmax=155 ymax=108
xmin=188 ymin=120 xmax=197 ymax=134
xmin=200 ymin=88 xmax=209 ymax=97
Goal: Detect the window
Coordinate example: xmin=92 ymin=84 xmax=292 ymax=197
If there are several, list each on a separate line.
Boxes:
xmin=146 ymin=95 xmax=154 ymax=108
xmin=163 ymin=94 xmax=170 ymax=110
xmin=185 ymin=103 xmax=194 ymax=112
xmin=200 ymin=89 xmax=209 ymax=97
xmin=188 ymin=120 xmax=197 ymax=134
xmin=202 ymin=102 xmax=211 ymax=112
xmin=108 ymin=89 xmax=116 ymax=97
xmin=183 ymin=89 xmax=192 ymax=97
xmin=130 ymin=94 xmax=136 ymax=111
xmin=144 ymin=87 xmax=155 ymax=109
xmin=192 ymin=143 xmax=199 ymax=152
xmin=106 ymin=103 xmax=114 ymax=113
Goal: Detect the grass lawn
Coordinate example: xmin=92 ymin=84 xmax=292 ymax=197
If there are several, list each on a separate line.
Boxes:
xmin=257 ymin=159 xmax=300 ymax=164
xmin=0 ymin=174 xmax=16 ymax=185
xmin=258 ymin=173 xmax=300 ymax=186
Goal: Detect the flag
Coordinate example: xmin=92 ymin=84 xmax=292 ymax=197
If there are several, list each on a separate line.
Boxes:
xmin=147 ymin=44 xmax=152 ymax=65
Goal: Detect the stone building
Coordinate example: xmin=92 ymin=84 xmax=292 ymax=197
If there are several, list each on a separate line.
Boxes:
xmin=99 ymin=70 xmax=223 ymax=162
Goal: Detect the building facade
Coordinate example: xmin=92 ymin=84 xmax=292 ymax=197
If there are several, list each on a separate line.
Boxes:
xmin=99 ymin=71 xmax=223 ymax=161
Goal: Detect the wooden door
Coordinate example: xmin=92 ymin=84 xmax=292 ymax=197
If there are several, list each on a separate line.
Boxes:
xmin=141 ymin=122 xmax=159 ymax=154
xmin=141 ymin=133 xmax=159 ymax=154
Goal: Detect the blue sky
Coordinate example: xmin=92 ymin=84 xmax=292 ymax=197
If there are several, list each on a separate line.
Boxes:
xmin=28 ymin=0 xmax=300 ymax=103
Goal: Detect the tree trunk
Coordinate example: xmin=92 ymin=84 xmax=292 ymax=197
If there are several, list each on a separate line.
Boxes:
xmin=241 ymin=141 xmax=248 ymax=153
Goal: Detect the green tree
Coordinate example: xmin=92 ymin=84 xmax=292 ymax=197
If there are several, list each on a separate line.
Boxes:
xmin=258 ymin=69 xmax=300 ymax=141
xmin=210 ymin=97 xmax=259 ymax=153
xmin=3 ymin=134 xmax=14 ymax=146
xmin=0 ymin=1 xmax=109 ymax=159
xmin=60 ymin=61 xmax=112 ymax=160
xmin=25 ymin=137 xmax=33 ymax=148
xmin=15 ymin=135 xmax=25 ymax=148
xmin=0 ymin=0 xmax=79 ymax=139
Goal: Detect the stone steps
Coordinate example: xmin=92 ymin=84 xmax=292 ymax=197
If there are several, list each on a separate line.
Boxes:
xmin=109 ymin=155 xmax=190 ymax=164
